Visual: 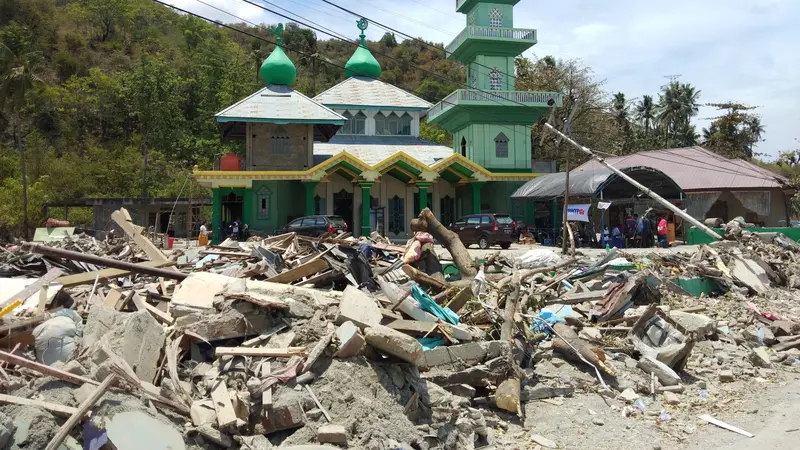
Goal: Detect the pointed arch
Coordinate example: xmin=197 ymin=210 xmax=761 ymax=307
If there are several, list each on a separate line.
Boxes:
xmin=489 ymin=68 xmax=502 ymax=91
xmin=494 ymin=132 xmax=509 ymax=158
xmin=460 ymin=136 xmax=467 ymax=157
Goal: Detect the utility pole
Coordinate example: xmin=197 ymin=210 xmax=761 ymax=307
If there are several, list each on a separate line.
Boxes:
xmin=560 ymin=97 xmax=579 ymax=254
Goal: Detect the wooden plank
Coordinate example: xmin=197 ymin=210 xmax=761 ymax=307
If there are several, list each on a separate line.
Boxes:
xmin=0 ymin=393 xmax=82 ymax=418
xmin=0 ymin=315 xmax=45 ymax=335
xmin=0 ymin=350 xmax=98 ymax=386
xmin=444 ymin=287 xmax=473 ymax=313
xmin=266 ymin=258 xmax=329 ymax=284
xmin=698 ymin=414 xmax=754 ymax=438
xmin=111 ymin=209 xmax=168 ymax=262
xmin=304 ymin=385 xmax=331 ymax=423
xmin=242 ymin=324 xmax=287 ymax=347
xmin=261 ymin=362 xmax=272 ymax=408
xmin=548 ymin=290 xmax=605 ymax=305
xmin=215 ymin=347 xmax=307 ymax=357
xmin=301 ymin=331 xmax=334 ymax=374
xmin=131 ymin=294 xmax=174 ymax=325
xmin=104 ymin=289 xmax=123 ymax=308
xmin=1 ymin=268 xmax=63 ymax=310
xmin=56 ymin=260 xmax=174 ymax=287
xmin=44 ymin=375 xmax=116 ymax=450
xmin=210 ymin=379 xmax=237 ymax=428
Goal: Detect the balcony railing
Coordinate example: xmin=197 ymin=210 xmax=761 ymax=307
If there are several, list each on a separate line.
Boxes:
xmin=446 ymin=26 xmax=536 ymax=56
xmin=427 ymin=89 xmax=562 ymax=121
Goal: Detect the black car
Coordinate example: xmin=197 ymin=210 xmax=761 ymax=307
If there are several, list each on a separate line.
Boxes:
xmin=278 ymin=215 xmax=349 ymax=237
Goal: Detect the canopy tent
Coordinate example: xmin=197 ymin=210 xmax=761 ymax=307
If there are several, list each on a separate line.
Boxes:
xmin=511 ymin=166 xmax=684 ymax=201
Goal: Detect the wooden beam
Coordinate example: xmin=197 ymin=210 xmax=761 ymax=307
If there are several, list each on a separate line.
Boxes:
xmin=210 ymin=379 xmax=237 ymax=428
xmin=44 ymin=375 xmax=116 ymax=450
xmin=445 ymin=287 xmax=473 ymax=312
xmin=266 ymin=258 xmax=329 ymax=284
xmin=131 ymin=294 xmax=174 ymax=325
xmin=103 ymin=289 xmax=123 ymax=308
xmin=111 ymin=209 xmax=168 ymax=262
xmin=261 ymin=362 xmax=272 ymax=408
xmin=56 ymin=260 xmax=175 ymax=287
xmin=0 ymin=350 xmax=99 ymax=386
xmin=0 ymin=394 xmax=82 ymax=418
xmin=215 ymin=347 xmax=307 ymax=357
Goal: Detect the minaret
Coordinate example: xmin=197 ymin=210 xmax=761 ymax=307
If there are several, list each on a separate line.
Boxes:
xmin=260 ymin=23 xmax=297 ymax=85
xmin=427 ymin=0 xmax=562 ymax=171
xmin=344 ymin=19 xmax=382 ymax=79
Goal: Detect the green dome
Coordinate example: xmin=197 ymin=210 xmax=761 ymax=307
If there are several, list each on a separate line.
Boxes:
xmin=345 ymin=35 xmax=382 ymax=79
xmin=260 ymin=44 xmax=296 ymax=86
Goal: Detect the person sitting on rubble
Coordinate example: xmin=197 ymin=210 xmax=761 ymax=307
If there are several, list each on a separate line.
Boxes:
xmin=657 ymin=215 xmax=669 ymax=248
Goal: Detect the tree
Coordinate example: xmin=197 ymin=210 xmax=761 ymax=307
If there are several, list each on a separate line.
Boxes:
xmin=0 ymin=23 xmax=44 ymax=239
xmin=379 ymin=32 xmax=397 ymax=48
xmin=657 ymin=80 xmax=700 ymax=142
xmin=701 ymin=102 xmax=764 ymax=158
xmin=634 ymin=94 xmax=655 ymax=136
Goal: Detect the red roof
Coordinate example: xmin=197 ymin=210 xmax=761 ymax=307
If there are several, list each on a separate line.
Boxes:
xmin=573 ymin=146 xmax=787 ymax=191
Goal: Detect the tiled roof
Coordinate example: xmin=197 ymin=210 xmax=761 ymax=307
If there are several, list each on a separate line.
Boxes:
xmin=313 ymin=76 xmax=432 ymax=110
xmin=573 ymin=146 xmax=788 ymax=191
xmin=313 ymin=135 xmax=453 ymax=166
xmin=215 ymin=85 xmax=345 ymax=123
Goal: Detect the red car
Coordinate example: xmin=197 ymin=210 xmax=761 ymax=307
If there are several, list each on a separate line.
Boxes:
xmin=449 ymin=214 xmax=516 ymax=249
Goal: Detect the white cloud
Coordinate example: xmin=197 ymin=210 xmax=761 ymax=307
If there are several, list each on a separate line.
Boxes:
xmin=166 ymin=0 xmax=799 ymax=158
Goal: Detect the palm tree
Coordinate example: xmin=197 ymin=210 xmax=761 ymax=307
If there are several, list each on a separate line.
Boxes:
xmin=634 ymin=95 xmax=655 ymax=136
xmin=657 ymin=81 xmax=701 ymax=138
xmin=745 ymin=116 xmax=765 ymax=157
xmin=0 ymin=32 xmax=44 ymax=240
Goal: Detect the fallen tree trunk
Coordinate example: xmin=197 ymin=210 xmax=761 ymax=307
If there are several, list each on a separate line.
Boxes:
xmin=551 ymin=322 xmax=616 ymax=376
xmin=500 ymin=273 xmax=521 ymax=342
xmin=410 ymin=208 xmax=476 ymax=278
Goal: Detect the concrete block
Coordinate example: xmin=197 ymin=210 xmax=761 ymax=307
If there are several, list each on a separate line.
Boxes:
xmin=364 ymin=325 xmax=423 ymax=365
xmin=718 ymin=369 xmax=735 ymax=382
xmin=443 ymin=384 xmax=476 ymax=398
xmin=261 ymin=404 xmax=306 ymax=434
xmin=663 ymin=391 xmax=681 ymax=405
xmin=110 ymin=311 xmax=165 ymax=383
xmin=669 ymin=311 xmax=716 ymax=338
xmin=637 ymin=356 xmax=682 ymax=386
xmin=334 ymin=321 xmax=365 ymax=358
xmin=75 ymin=383 xmax=96 ymax=405
xmin=749 ymin=347 xmax=771 ymax=368
xmin=336 ymin=286 xmax=382 ymax=329
xmin=317 ymin=424 xmax=347 ymax=445
xmin=421 ymin=340 xmax=509 ymax=369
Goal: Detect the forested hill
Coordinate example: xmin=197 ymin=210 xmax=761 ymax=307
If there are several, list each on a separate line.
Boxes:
xmin=0 ymin=0 xmax=462 ymax=236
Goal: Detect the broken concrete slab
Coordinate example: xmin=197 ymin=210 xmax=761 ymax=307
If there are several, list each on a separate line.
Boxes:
xmin=619 ymin=388 xmax=640 ymax=403
xmin=443 ymin=384 xmax=476 ymax=398
xmin=82 ymin=307 xmax=165 ymax=383
xmin=103 ymin=410 xmax=186 ymax=450
xmin=731 ymin=256 xmax=769 ymax=294
xmin=364 ymin=325 xmax=423 ymax=365
xmin=336 ymin=286 xmax=382 ymax=329
xmin=578 ymin=327 xmax=602 ymax=342
xmin=419 ymin=341 xmax=509 ymax=369
xmin=190 ymin=399 xmax=217 ymax=426
xmin=637 ymin=356 xmax=682 ymax=386
xmin=669 ymin=311 xmax=716 ymax=339
xmin=334 ymin=321 xmax=364 ymax=358
xmin=317 ymin=424 xmax=347 ymax=445
xmin=12 ymin=406 xmax=56 ymax=448
xmin=718 ymin=369 xmax=735 ymax=382
xmin=262 ymin=404 xmax=306 ymax=434
xmin=172 ymin=272 xmax=232 ymax=315
xmin=749 ymin=347 xmax=772 ymax=368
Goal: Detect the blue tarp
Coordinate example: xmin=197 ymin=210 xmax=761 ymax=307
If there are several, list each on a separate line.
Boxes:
xmin=411 ymin=285 xmax=459 ymax=325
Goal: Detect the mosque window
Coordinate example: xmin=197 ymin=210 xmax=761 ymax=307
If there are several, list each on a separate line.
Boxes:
xmin=468 ymin=11 xmax=476 ymax=26
xmin=494 ymin=132 xmax=509 ymax=158
xmin=341 ymin=111 xmax=366 ymax=135
xmin=489 ymin=68 xmax=502 ymax=91
xmin=375 ymin=112 xmax=411 ymax=135
xmin=270 ymin=127 xmax=291 ymax=154
xmin=489 ymin=8 xmax=503 ymax=27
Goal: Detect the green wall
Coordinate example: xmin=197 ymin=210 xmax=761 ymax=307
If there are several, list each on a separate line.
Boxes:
xmin=467 ymin=3 xmax=514 ymax=28
xmin=246 ymin=180 xmax=306 ymax=235
xmin=469 ymin=55 xmax=515 ymax=91
xmin=687 ymin=227 xmax=800 ymax=245
xmin=454 ymin=123 xmax=531 ymax=171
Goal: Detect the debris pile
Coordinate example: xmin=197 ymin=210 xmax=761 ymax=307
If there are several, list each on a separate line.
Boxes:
xmin=0 ymin=208 xmax=798 ymax=448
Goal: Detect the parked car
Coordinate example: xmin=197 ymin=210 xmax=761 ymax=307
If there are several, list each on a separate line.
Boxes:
xmin=449 ymin=214 xmax=516 ymax=249
xmin=277 ymin=215 xmax=348 ymax=237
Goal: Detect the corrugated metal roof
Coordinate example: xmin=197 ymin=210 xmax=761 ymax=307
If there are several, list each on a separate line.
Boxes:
xmin=511 ymin=166 xmax=683 ymax=200
xmin=216 ymin=85 xmax=345 ymax=123
xmin=313 ymin=76 xmax=432 ymax=110
xmin=313 ymin=135 xmax=453 ymax=166
xmin=573 ymin=147 xmax=787 ymax=191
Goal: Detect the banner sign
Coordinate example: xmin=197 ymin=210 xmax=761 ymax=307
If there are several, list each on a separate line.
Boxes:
xmin=566 ymin=204 xmax=591 ymax=222
xmin=597 ymin=201 xmax=612 ymax=210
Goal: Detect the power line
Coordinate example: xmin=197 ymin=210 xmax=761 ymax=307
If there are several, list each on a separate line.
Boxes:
xmin=159 ymin=0 xmax=769 ymax=183
xmin=319 ymin=0 xmax=520 ymax=82
xmin=156 ymin=0 xmax=551 ymax=147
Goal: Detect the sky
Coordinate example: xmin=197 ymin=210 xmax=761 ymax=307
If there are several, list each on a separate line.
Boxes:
xmin=167 ymin=0 xmax=800 ymax=160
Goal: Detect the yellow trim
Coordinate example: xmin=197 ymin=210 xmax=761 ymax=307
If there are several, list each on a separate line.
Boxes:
xmin=193 ymin=152 xmax=546 ymax=184
xmin=383 ymin=165 xmax=417 ymax=181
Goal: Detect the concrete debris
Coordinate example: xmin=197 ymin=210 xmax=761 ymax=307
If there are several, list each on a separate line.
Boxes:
xmin=1 ymin=207 xmax=799 ymax=449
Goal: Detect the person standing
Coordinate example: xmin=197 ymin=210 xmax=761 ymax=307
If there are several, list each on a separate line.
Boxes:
xmin=657 ymin=216 xmax=669 ymax=248
xmin=641 ymin=213 xmax=653 ymax=248
xmin=198 ymin=221 xmax=209 ymax=246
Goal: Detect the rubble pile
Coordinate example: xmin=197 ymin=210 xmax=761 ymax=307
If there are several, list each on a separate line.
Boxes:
xmin=0 ymin=210 xmax=798 ymax=448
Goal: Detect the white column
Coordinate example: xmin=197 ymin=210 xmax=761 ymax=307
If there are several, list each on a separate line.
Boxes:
xmin=353 ymin=183 xmax=361 ymax=237
xmin=380 ymin=178 xmax=388 ymax=236
xmin=326 ymin=181 xmax=334 ymax=217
